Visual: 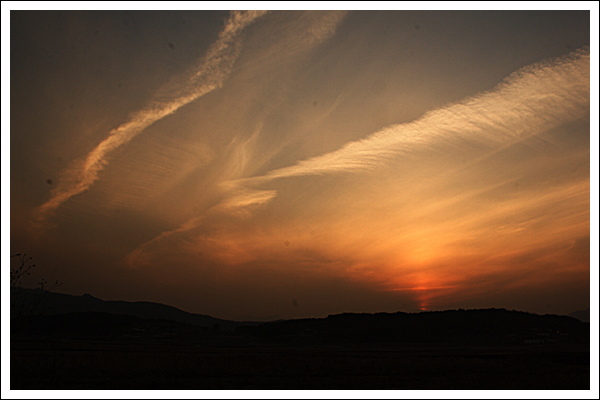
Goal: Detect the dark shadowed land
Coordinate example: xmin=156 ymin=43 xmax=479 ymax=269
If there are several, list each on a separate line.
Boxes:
xmin=569 ymin=308 xmax=591 ymax=323
xmin=10 ymin=290 xmax=590 ymax=390
xmin=10 ymin=288 xmax=255 ymax=330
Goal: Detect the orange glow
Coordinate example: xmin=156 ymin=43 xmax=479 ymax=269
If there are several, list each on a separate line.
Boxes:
xmin=10 ymin=11 xmax=591 ymax=320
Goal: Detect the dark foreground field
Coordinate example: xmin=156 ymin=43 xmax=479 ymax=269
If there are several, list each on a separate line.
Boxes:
xmin=11 ymin=339 xmax=589 ymax=390
xmin=11 ymin=311 xmax=590 ymax=390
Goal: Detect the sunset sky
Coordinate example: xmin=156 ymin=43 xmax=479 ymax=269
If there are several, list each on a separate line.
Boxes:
xmin=5 ymin=7 xmax=596 ymax=321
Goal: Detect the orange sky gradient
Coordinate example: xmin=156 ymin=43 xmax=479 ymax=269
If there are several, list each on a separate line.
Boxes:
xmin=6 ymin=8 xmax=595 ymax=321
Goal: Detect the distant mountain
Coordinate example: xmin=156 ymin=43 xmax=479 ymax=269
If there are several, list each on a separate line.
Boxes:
xmin=10 ymin=288 xmax=256 ymax=331
xmin=11 ymin=311 xmax=207 ymax=340
xmin=568 ymin=308 xmax=590 ymax=323
xmin=10 ymin=289 xmax=591 ymax=346
xmin=236 ymin=309 xmax=590 ymax=345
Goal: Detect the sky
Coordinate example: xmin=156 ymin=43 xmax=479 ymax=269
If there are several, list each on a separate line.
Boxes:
xmin=5 ymin=6 xmax=597 ymax=321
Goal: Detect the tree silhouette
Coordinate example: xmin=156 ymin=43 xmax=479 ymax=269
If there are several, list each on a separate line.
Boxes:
xmin=10 ymin=254 xmax=62 ymax=317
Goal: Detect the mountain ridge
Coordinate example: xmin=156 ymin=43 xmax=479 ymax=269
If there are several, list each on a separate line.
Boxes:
xmin=10 ymin=287 xmax=255 ymax=331
xmin=568 ymin=307 xmax=590 ymax=323
xmin=235 ymin=308 xmax=590 ymax=346
xmin=11 ymin=287 xmax=590 ymax=336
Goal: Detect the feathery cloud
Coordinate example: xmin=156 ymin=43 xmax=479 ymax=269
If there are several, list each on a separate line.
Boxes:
xmin=32 ymin=10 xmax=268 ymax=229
xmin=260 ymin=48 xmax=589 ymax=181
xmin=206 ymin=47 xmax=588 ymax=228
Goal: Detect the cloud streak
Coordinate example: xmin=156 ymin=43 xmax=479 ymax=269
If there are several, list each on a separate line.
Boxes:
xmin=120 ymin=12 xmax=350 ymax=264
xmin=32 ymin=10 xmax=268 ymax=229
xmin=206 ymin=47 xmax=589 ymax=228
xmin=251 ymin=47 xmax=589 ymax=182
xmin=127 ymin=47 xmax=590 ymax=269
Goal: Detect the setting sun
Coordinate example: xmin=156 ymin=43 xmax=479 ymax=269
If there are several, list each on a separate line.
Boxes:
xmin=7 ymin=8 xmax=592 ymax=321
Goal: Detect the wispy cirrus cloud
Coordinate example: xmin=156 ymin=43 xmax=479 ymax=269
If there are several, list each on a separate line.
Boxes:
xmin=120 ymin=12 xmax=351 ymax=264
xmin=124 ymin=47 xmax=590 ymax=270
xmin=32 ymin=10 xmax=268 ymax=230
xmin=211 ymin=47 xmax=589 ymax=216
xmin=259 ymin=47 xmax=589 ymax=181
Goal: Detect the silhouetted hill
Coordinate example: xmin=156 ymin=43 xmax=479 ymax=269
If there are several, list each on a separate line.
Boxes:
xmin=236 ymin=309 xmax=590 ymax=345
xmin=11 ymin=289 xmax=590 ymax=347
xmin=568 ymin=308 xmax=590 ymax=323
xmin=10 ymin=288 xmax=255 ymax=331
xmin=11 ymin=311 xmax=212 ymax=340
